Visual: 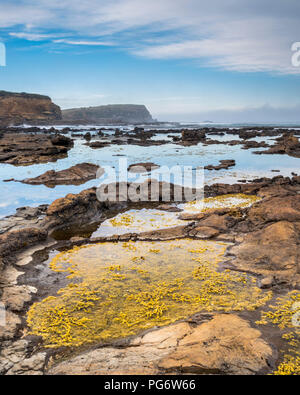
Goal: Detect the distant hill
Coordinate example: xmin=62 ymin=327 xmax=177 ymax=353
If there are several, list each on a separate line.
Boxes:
xmin=62 ymin=104 xmax=153 ymax=124
xmin=0 ymin=91 xmax=62 ymax=126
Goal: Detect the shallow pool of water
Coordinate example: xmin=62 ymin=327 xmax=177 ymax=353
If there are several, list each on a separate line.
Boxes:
xmin=27 ymin=239 xmax=272 ymax=348
xmin=92 ymin=209 xmax=187 ymax=237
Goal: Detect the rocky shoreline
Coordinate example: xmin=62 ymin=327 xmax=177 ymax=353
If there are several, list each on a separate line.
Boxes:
xmin=0 ymin=123 xmax=300 ymax=375
xmin=1 ymin=125 xmax=300 ymax=157
xmin=0 ymin=174 xmax=299 ymax=375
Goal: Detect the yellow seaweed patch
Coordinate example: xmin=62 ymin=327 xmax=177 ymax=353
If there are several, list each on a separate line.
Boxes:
xmin=181 ymin=193 xmax=261 ymax=213
xmin=92 ymin=209 xmax=187 ymax=237
xmin=256 ymin=291 xmax=300 ymax=375
xmin=274 ymin=356 xmax=300 ymax=375
xmin=27 ymin=239 xmax=272 ymax=348
xmin=93 ymin=195 xmax=261 ymax=237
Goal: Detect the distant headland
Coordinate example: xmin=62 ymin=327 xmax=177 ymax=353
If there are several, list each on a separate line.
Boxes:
xmin=0 ymin=90 xmax=154 ymax=126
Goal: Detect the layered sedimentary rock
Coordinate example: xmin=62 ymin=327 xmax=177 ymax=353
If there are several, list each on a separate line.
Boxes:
xmin=0 ymin=91 xmax=62 ymax=126
xmin=20 ymin=163 xmax=100 ymax=187
xmin=0 ymin=133 xmax=73 ymax=165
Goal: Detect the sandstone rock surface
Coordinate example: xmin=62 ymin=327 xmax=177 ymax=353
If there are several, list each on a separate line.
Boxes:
xmin=158 ymin=314 xmax=273 ymax=374
xmin=231 ymin=221 xmax=300 ymax=285
xmin=48 ymin=315 xmax=273 ymax=375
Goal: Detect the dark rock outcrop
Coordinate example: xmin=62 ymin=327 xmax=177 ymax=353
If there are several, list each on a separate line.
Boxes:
xmin=205 ymin=160 xmax=236 ymax=171
xmin=0 ymin=133 xmax=73 ymax=165
xmin=254 ymin=133 xmax=300 ymax=158
xmin=181 ymin=129 xmax=206 ymax=142
xmin=20 ymin=163 xmax=101 ymax=187
xmin=0 ymin=228 xmax=48 ymax=258
xmin=88 ymin=141 xmax=110 ymax=149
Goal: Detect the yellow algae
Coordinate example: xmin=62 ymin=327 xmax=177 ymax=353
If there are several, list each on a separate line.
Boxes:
xmin=256 ymin=291 xmax=300 ymax=329
xmin=274 ymin=356 xmax=300 ymax=375
xmin=27 ymin=239 xmax=272 ymax=348
xmin=93 ymin=209 xmax=187 ymax=237
xmin=181 ymin=193 xmax=261 ymax=213
xmin=93 ymin=195 xmax=260 ymax=238
xmin=110 ymin=213 xmax=134 ymax=227
xmin=256 ymin=291 xmax=300 ymax=375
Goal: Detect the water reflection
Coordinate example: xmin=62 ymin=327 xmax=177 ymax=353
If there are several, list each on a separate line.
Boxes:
xmin=0 ymin=125 xmax=299 ymax=217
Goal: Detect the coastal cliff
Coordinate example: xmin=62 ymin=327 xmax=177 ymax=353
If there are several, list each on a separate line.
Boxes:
xmin=62 ymin=104 xmax=153 ymax=124
xmin=0 ymin=91 xmax=62 ymax=126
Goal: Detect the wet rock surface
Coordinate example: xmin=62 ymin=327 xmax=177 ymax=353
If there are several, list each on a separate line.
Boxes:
xmin=0 ymin=227 xmax=48 ymax=258
xmin=128 ymin=162 xmax=160 ymax=173
xmin=0 ymin=133 xmax=73 ymax=165
xmin=181 ymin=129 xmax=206 ymax=143
xmin=254 ymin=133 xmax=300 ymax=158
xmin=87 ymin=141 xmax=111 ymax=149
xmin=47 ymin=314 xmax=273 ymax=375
xmin=205 ymin=159 xmax=236 ymax=171
xmin=20 ymin=163 xmax=101 ymax=187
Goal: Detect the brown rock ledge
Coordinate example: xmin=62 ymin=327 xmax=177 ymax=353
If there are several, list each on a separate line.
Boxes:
xmin=0 ymin=133 xmax=73 ymax=165
xmin=20 ymin=163 xmax=101 ymax=187
xmin=47 ymin=314 xmax=273 ymax=375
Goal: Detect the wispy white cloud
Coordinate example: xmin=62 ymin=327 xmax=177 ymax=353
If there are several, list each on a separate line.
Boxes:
xmin=9 ymin=32 xmax=62 ymax=41
xmin=0 ymin=3 xmax=51 ymax=28
xmin=52 ymin=39 xmax=115 ymax=46
xmin=2 ymin=0 xmax=300 ymax=74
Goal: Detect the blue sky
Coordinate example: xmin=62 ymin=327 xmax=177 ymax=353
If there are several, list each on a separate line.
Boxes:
xmin=0 ymin=0 xmax=300 ymax=122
